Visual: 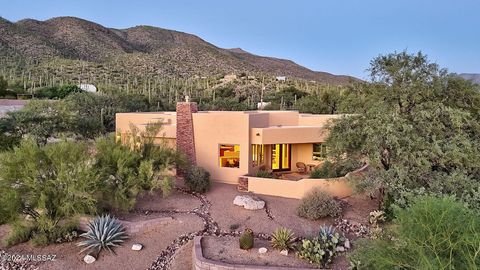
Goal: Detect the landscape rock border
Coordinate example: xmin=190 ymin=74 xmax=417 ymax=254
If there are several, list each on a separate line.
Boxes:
xmin=192 ymin=236 xmax=315 ymax=270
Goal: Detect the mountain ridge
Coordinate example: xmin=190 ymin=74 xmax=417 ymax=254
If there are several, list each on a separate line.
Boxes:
xmin=457 ymin=73 xmax=480 ymax=84
xmin=0 ymin=16 xmax=357 ymax=84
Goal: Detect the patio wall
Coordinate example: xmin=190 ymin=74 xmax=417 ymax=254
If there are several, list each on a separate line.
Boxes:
xmin=246 ymin=176 xmax=353 ymax=199
xmin=245 ymin=164 xmax=368 ymax=199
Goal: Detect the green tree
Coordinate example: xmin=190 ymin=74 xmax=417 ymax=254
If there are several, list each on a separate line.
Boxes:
xmin=3 ymin=100 xmax=75 ymax=144
xmin=326 ymin=51 xmax=480 ymax=212
xmin=295 ymin=88 xmax=342 ymax=114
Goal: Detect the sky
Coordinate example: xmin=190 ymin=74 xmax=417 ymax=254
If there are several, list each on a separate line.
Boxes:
xmin=0 ymin=0 xmax=479 ymax=79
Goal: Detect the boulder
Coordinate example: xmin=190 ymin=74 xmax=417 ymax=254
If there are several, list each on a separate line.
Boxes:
xmin=132 ymin=243 xmax=143 ymax=251
xmin=258 ymin=247 xmax=268 ymax=254
xmin=233 ymin=195 xmax=265 ymax=210
xmin=280 ymin=249 xmax=289 ymax=256
xmin=83 ymin=254 xmax=96 ymax=264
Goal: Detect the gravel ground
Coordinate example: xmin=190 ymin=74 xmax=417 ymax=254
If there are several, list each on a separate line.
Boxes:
xmin=207 ymin=183 xmax=377 ymax=238
xmin=0 ymin=182 xmax=377 ymax=270
xmin=0 ymin=213 xmax=203 ymax=270
xmin=169 ymin=240 xmax=193 ymax=270
xmin=202 ymin=236 xmax=318 ymax=269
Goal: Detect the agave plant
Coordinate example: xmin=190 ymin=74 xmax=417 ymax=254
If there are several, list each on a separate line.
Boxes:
xmin=318 ymin=224 xmax=336 ymax=241
xmin=270 ymin=227 xmax=296 ymax=250
xmin=77 ymin=215 xmax=128 ymax=256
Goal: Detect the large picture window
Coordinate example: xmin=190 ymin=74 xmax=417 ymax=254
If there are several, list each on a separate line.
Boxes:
xmin=219 ymin=144 xmax=240 ymax=168
xmin=252 ymin=144 xmax=264 ymax=167
xmin=313 ymin=143 xmax=327 ymax=160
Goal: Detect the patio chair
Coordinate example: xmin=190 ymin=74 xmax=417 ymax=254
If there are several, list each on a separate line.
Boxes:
xmin=296 ymin=162 xmax=307 ymax=174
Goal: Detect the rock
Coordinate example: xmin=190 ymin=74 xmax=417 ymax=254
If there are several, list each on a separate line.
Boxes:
xmin=233 ymin=195 xmax=265 ymax=210
xmin=258 ymin=247 xmax=268 ymax=254
xmin=83 ymin=254 xmax=96 ymax=264
xmin=280 ymin=249 xmax=289 ymax=256
xmin=132 ymin=243 xmax=143 ymax=251
xmin=344 ymin=239 xmax=351 ymax=249
xmin=336 ymin=246 xmax=345 ymax=252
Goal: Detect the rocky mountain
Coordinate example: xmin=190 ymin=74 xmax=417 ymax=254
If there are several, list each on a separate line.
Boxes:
xmin=0 ymin=16 xmax=356 ymax=84
xmin=457 ymin=73 xmax=480 ymax=84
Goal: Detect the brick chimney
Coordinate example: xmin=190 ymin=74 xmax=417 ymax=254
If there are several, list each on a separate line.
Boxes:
xmin=176 ymin=101 xmax=198 ymax=167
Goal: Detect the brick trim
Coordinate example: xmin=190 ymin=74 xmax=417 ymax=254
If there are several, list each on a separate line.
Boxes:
xmin=176 ymin=102 xmax=198 ymax=167
xmin=238 ymin=176 xmax=249 ymax=192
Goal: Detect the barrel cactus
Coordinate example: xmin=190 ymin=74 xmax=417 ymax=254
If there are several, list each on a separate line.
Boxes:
xmin=77 ymin=215 xmax=128 ymax=256
xmin=239 ymin=228 xmax=254 ymax=250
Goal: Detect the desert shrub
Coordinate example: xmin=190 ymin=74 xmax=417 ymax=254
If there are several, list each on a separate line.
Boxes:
xmin=297 ymin=188 xmax=342 ymax=219
xmin=4 ymin=221 xmax=35 ymax=247
xmin=310 ymin=162 xmax=336 ymax=178
xmin=94 ymin=133 xmax=177 ymax=209
xmin=78 ymin=215 xmax=128 ymax=257
xmin=255 ymin=169 xmax=273 ymax=178
xmin=310 ymin=160 xmax=363 ymax=179
xmin=297 ymin=225 xmax=347 ymax=267
xmin=35 ymin=85 xmax=82 ymax=99
xmin=271 ymin=227 xmax=296 ymax=250
xmin=348 ymin=196 xmax=480 ymax=269
xmin=138 ymin=159 xmax=175 ymax=197
xmin=185 ymin=166 xmax=211 ymax=193
xmin=229 ymin=223 xmax=240 ymax=230
xmin=31 ymin=219 xmax=79 ymax=246
xmin=0 ymin=139 xmax=98 ymax=245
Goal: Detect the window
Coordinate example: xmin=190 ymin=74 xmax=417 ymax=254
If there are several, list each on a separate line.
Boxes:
xmin=272 ymin=144 xmax=291 ymax=171
xmin=252 ymin=144 xmax=264 ymax=167
xmin=219 ymin=144 xmax=240 ymax=168
xmin=313 ymin=143 xmax=327 ymax=160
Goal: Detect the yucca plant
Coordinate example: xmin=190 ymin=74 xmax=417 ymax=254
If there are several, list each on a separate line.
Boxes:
xmin=77 ymin=215 xmax=129 ymax=256
xmin=270 ymin=227 xmax=296 ymax=250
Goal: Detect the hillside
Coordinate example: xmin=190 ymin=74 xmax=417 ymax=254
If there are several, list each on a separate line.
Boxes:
xmin=0 ymin=16 xmax=356 ymax=85
xmin=458 ymin=73 xmax=480 ymax=84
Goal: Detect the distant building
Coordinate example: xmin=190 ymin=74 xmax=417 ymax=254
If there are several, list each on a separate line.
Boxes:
xmin=257 ymin=101 xmax=271 ymax=110
xmin=276 ymin=76 xmax=286 ymax=81
xmin=79 ymin=83 xmax=97 ymax=93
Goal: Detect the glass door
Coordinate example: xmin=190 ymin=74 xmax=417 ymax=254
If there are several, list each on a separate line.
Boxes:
xmin=271 ymin=144 xmax=291 ymax=171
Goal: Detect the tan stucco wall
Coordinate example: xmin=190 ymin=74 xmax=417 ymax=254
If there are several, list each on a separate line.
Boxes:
xmin=298 ymin=114 xmax=343 ymax=126
xmin=247 ymin=177 xmax=353 ymax=199
xmin=251 ymin=126 xmax=328 ymax=145
xmin=192 ymin=112 xmax=251 ymax=184
xmin=267 ymin=111 xmax=299 ymax=126
xmin=291 ymin=143 xmax=322 ymax=171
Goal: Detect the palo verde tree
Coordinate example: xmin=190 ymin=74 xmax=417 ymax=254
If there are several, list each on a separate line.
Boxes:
xmin=326 ymin=51 xmax=480 ymax=212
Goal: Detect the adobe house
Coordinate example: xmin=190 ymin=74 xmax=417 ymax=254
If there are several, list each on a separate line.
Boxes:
xmin=115 ymin=101 xmax=342 ymax=185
